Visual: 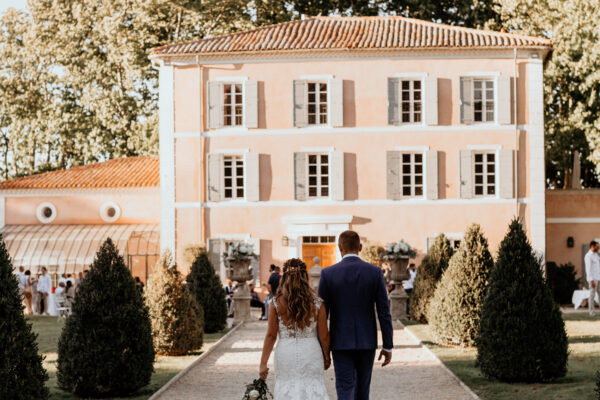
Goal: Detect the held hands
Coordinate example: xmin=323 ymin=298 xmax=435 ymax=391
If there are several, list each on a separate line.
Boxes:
xmin=592 ymin=281 xmax=596 ymax=288
xmin=378 ymin=349 xmax=392 ymax=367
xmin=259 ymin=364 xmax=269 ymax=380
xmin=323 ymin=355 xmax=331 ymax=370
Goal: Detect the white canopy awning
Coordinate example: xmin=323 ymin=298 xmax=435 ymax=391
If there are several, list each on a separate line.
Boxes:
xmin=1 ymin=224 xmax=159 ymax=275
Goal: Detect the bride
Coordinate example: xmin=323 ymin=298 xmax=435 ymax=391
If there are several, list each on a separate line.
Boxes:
xmin=259 ymin=258 xmax=330 ymax=399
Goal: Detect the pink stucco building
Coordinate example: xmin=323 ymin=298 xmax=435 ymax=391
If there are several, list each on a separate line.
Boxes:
xmin=149 ymin=16 xmax=552 ymax=284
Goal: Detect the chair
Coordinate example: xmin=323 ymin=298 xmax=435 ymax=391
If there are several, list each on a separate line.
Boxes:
xmin=54 ymin=293 xmax=71 ymax=320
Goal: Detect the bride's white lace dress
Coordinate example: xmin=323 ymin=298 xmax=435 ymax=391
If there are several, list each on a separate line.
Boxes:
xmin=271 ymin=296 xmax=329 ymax=400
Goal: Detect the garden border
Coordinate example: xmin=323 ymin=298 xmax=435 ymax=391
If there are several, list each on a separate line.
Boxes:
xmin=402 ymin=322 xmax=481 ymax=400
xmin=148 ymin=322 xmax=245 ymax=400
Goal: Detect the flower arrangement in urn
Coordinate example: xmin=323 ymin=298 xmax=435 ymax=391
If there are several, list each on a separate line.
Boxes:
xmin=382 ymin=240 xmax=417 ymax=260
xmin=242 ymin=378 xmax=272 ymax=400
xmin=223 ymin=242 xmax=258 ymax=262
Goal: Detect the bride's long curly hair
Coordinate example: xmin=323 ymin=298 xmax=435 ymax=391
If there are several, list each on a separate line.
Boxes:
xmin=276 ymin=258 xmax=316 ymax=330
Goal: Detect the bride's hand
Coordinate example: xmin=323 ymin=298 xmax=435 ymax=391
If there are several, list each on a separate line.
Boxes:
xmin=323 ymin=356 xmax=331 ymax=370
xmin=259 ymin=364 xmax=269 ymax=380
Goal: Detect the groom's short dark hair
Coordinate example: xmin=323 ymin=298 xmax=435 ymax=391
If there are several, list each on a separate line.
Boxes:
xmin=339 ymin=230 xmax=361 ymax=251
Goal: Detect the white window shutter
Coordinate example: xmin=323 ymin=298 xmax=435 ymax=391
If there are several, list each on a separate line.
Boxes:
xmin=459 ymin=149 xmax=473 ymax=199
xmin=244 ymin=80 xmax=258 ymax=128
xmin=425 ymin=150 xmax=438 ymax=200
xmin=293 ymin=80 xmax=308 ymax=127
xmin=499 ymin=149 xmax=515 ymax=199
xmin=208 ymin=238 xmax=225 ymax=281
xmin=387 ymin=78 xmax=400 ymax=125
xmin=497 ymin=75 xmax=511 ymax=125
xmin=294 ymin=152 xmax=307 ymax=201
xmin=329 ymin=78 xmax=344 ymax=127
xmin=386 ymin=151 xmax=401 ymax=200
xmin=245 ymin=152 xmax=260 ymax=202
xmin=207 ymin=153 xmax=223 ymax=202
xmin=330 ymin=151 xmax=345 ymax=200
xmin=207 ymin=81 xmax=223 ymax=129
xmin=424 ymin=77 xmax=438 ymax=125
xmin=460 ymin=77 xmax=474 ymax=125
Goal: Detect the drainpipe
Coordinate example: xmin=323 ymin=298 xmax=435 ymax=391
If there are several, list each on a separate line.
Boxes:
xmin=514 ymin=47 xmax=519 ymax=218
xmin=198 ymin=55 xmax=207 ymax=245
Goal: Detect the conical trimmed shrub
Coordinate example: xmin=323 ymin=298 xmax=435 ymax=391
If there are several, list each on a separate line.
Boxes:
xmin=57 ymin=238 xmax=155 ymax=397
xmin=146 ymin=250 xmax=204 ymax=356
xmin=186 ymin=252 xmax=227 ymax=333
xmin=409 ymin=234 xmax=453 ymax=323
xmin=477 ymin=219 xmax=568 ymax=382
xmin=596 ymin=370 xmax=600 ymax=400
xmin=0 ymin=234 xmax=48 ymax=400
xmin=429 ymin=224 xmax=494 ymax=346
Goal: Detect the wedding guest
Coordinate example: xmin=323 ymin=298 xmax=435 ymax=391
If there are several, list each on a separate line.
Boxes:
xmin=402 ymin=263 xmax=417 ymax=315
xmin=55 ymin=281 xmax=66 ymax=295
xmin=23 ymin=270 xmax=34 ymax=315
xmin=249 ymin=283 xmax=266 ymax=320
xmin=267 ymin=264 xmax=281 ymax=296
xmin=58 ymin=273 xmax=68 ymax=288
xmin=66 ymin=273 xmax=75 ymax=286
xmin=76 ymin=272 xmax=84 ymax=291
xmin=37 ymin=267 xmax=52 ymax=315
xmin=16 ymin=266 xmax=25 ymax=298
xmin=585 ymin=240 xmax=600 ymax=316
xmin=65 ymin=280 xmax=75 ymax=307
xmin=225 ymin=279 xmax=234 ymax=317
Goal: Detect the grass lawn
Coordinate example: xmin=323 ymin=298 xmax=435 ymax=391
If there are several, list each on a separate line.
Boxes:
xmin=27 ymin=315 xmax=230 ymax=400
xmin=405 ymin=312 xmax=600 ymax=400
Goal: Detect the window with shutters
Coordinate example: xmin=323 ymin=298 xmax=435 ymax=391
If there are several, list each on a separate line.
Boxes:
xmin=473 ymin=152 xmax=496 ymax=196
xmin=401 ymin=153 xmax=424 ymax=197
xmin=473 ymin=79 xmax=494 ymax=122
xmin=307 ymin=82 xmax=328 ymax=125
xmin=223 ymin=83 xmax=243 ymax=127
xmin=307 ymin=153 xmax=329 ymax=198
xmin=223 ymin=156 xmax=244 ymax=199
xmin=400 ymin=80 xmax=422 ymax=123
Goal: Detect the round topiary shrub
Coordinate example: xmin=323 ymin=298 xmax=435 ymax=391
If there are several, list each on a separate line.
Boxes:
xmin=146 ymin=250 xmax=204 ymax=356
xmin=409 ymin=234 xmax=454 ymax=323
xmin=186 ymin=252 xmax=227 ymax=333
xmin=0 ymin=234 xmax=49 ymax=400
xmin=57 ymin=238 xmax=155 ymax=397
xmin=429 ymin=224 xmax=494 ymax=346
xmin=477 ymin=219 xmax=568 ymax=382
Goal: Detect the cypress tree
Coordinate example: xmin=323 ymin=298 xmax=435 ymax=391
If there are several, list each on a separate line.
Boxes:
xmin=596 ymin=370 xmax=600 ymax=400
xmin=477 ymin=219 xmax=568 ymax=382
xmin=186 ymin=252 xmax=227 ymax=333
xmin=57 ymin=238 xmax=155 ymax=397
xmin=146 ymin=250 xmax=204 ymax=356
xmin=409 ymin=234 xmax=453 ymax=323
xmin=429 ymin=224 xmax=494 ymax=346
xmin=0 ymin=234 xmax=48 ymax=400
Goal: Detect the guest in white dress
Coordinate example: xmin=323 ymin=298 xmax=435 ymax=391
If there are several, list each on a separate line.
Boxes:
xmin=259 ymin=258 xmax=331 ymax=399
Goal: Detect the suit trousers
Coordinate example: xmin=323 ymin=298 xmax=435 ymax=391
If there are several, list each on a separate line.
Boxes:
xmin=332 ymin=349 xmax=376 ymax=400
xmin=590 ymin=280 xmax=600 ymax=314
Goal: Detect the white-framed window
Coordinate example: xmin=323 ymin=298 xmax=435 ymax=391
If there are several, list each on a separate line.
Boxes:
xmin=223 ymin=83 xmax=243 ymax=127
xmin=303 ymin=236 xmax=336 ymax=244
xmin=473 ymin=79 xmax=494 ymax=123
xmin=223 ymin=155 xmax=245 ymax=199
xmin=307 ymin=153 xmax=329 ymax=198
xmin=401 ymin=153 xmax=424 ymax=197
xmin=100 ymin=201 xmax=121 ymax=223
xmin=36 ymin=202 xmax=56 ymax=224
xmin=473 ymin=152 xmax=496 ymax=196
xmin=307 ymin=82 xmax=328 ymax=125
xmin=400 ymin=80 xmax=422 ymax=123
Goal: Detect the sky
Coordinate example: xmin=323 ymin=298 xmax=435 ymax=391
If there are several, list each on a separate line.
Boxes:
xmin=1 ymin=0 xmax=28 ymax=14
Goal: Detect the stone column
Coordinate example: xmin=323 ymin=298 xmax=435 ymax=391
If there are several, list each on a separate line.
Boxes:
xmin=309 ymin=257 xmax=323 ymax=291
xmin=388 ymin=258 xmax=410 ymax=320
xmin=227 ymin=258 xmax=253 ymax=323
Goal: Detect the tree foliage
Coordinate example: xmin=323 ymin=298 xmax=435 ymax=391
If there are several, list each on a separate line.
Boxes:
xmin=546 ymin=262 xmax=580 ymax=305
xmin=409 ymin=234 xmax=454 ymax=323
xmin=359 ymin=241 xmax=385 ymax=266
xmin=186 ymin=253 xmax=228 ymax=333
xmin=429 ymin=224 xmax=494 ymax=346
xmin=146 ymin=250 xmax=204 ymax=356
xmin=0 ymin=234 xmax=49 ymax=400
xmin=57 ymin=238 xmax=155 ymax=397
xmin=477 ymin=219 xmax=568 ymax=382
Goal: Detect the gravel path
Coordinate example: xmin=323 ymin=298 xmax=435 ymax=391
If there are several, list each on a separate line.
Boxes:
xmin=154 ymin=321 xmax=477 ymax=400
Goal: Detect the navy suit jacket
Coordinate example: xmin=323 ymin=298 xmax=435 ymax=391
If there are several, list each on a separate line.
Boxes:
xmin=318 ymin=255 xmax=393 ymax=351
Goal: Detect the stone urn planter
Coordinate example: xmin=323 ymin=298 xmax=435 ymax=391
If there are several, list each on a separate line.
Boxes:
xmin=227 ymin=258 xmax=253 ymax=323
xmin=309 ymin=257 xmax=323 ymax=291
xmin=389 ymin=257 xmax=410 ymax=320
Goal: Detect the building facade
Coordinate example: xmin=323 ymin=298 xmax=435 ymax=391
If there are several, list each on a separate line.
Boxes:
xmin=150 ymin=16 xmax=552 ymax=284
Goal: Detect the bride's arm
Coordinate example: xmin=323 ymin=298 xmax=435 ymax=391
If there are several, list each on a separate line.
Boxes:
xmin=259 ymin=305 xmax=278 ymax=380
xmin=317 ymin=304 xmax=331 ymax=370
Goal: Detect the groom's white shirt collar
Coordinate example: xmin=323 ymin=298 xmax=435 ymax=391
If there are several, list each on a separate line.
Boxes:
xmin=342 ymin=253 xmax=360 ymax=259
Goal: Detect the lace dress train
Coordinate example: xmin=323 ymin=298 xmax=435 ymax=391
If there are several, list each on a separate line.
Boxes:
xmin=272 ymin=297 xmax=329 ymax=400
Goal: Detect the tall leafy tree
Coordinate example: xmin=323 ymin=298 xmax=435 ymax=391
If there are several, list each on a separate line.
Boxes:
xmin=498 ymin=0 xmax=600 ymax=188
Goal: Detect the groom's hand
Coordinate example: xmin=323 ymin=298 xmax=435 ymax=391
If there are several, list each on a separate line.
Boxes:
xmin=378 ymin=349 xmax=392 ymax=367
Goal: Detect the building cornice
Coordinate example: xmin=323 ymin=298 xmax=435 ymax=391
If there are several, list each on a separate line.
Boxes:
xmin=0 ymin=186 xmax=159 ymax=197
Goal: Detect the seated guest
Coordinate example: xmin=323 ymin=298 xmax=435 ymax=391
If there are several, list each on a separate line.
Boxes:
xmin=249 ymin=283 xmax=266 ymax=320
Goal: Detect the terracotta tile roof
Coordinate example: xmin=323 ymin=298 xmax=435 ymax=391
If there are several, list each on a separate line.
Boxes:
xmin=151 ymin=16 xmax=551 ymax=56
xmin=0 ymin=156 xmax=159 ymax=190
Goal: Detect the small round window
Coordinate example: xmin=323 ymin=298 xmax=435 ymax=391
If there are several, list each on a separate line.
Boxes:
xmin=36 ymin=202 xmax=57 ymax=224
xmin=100 ymin=202 xmax=120 ymax=223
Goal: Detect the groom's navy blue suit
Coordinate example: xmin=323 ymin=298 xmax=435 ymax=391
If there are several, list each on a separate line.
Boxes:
xmin=318 ymin=254 xmax=394 ymax=400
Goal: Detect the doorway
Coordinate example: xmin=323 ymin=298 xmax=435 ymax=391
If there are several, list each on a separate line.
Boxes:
xmin=301 ymin=236 xmax=337 ymax=269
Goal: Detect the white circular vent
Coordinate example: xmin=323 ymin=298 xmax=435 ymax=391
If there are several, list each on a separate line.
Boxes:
xmin=100 ymin=202 xmax=121 ymax=223
xmin=36 ymin=202 xmax=57 ymax=224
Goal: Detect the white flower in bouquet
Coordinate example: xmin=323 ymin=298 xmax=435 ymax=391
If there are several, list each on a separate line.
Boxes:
xmin=393 ymin=243 xmax=401 ymax=253
xmin=249 ymin=389 xmax=259 ymax=400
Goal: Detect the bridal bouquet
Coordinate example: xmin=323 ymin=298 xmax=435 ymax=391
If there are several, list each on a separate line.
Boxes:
xmin=242 ymin=378 xmax=272 ymax=400
xmin=382 ymin=240 xmax=417 ymax=260
xmin=224 ymin=242 xmax=258 ymax=262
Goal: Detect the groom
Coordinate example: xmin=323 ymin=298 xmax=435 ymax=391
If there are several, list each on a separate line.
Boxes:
xmin=318 ymin=230 xmax=393 ymax=400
